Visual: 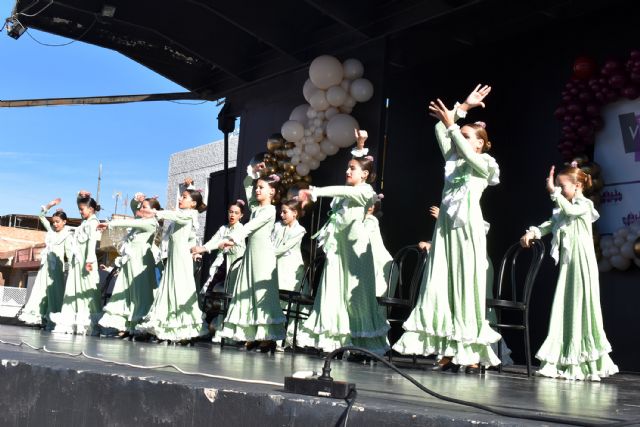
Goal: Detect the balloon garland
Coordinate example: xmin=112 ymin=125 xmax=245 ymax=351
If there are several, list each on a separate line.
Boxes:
xmin=555 ymin=50 xmax=640 ymax=271
xmin=255 ymin=55 xmax=375 ymax=202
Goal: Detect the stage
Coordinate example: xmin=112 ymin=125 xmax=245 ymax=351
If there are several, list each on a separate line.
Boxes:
xmin=0 ymin=324 xmax=638 ymax=426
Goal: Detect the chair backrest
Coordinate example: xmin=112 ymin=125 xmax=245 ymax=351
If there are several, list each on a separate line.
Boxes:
xmin=300 ymin=254 xmax=326 ymax=297
xmin=385 ymin=245 xmax=428 ymax=305
xmin=494 ymin=240 xmax=545 ymax=305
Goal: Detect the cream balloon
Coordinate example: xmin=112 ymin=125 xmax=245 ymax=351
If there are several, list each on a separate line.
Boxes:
xmin=309 ymin=158 xmax=321 ymax=170
xmin=313 ymin=118 xmax=323 ymax=127
xmin=350 ymin=78 xmax=374 ymax=102
xmin=313 ymin=150 xmax=327 ymax=161
xmin=340 ymin=79 xmax=351 ymax=92
xmin=309 ymin=90 xmax=330 ymax=111
xmin=304 ymin=128 xmax=312 ymax=137
xmin=343 ymin=95 xmax=356 ymax=108
xmin=325 ymin=107 xmax=339 ymax=120
xmin=291 ymin=155 xmax=301 ymax=165
xmin=320 ymin=139 xmax=340 ymax=155
xmin=296 ymin=163 xmax=311 ymax=176
xmin=326 ymin=114 xmax=359 ymax=148
xmin=305 ymin=142 xmax=321 ymax=156
xmin=281 ymin=120 xmax=304 ymax=143
xmin=293 ymin=146 xmax=302 ymax=155
xmin=303 ymin=79 xmax=319 ymax=102
xmin=342 ymin=58 xmax=364 ymax=79
xmin=610 ymin=254 xmax=631 ymax=270
xmin=306 ymin=108 xmax=318 ymax=119
xmin=289 ymin=104 xmax=309 ymax=123
xmin=300 ymin=152 xmax=312 ymax=163
xmin=326 ymin=85 xmax=348 ymax=107
xmin=621 ymin=241 xmax=635 ymax=259
xmin=339 ymin=106 xmax=353 ymax=114
xmin=316 ymin=111 xmax=325 ymax=120
xmin=309 ymin=55 xmax=344 ymax=90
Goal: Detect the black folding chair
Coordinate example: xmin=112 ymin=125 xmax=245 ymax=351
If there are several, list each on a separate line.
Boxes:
xmin=487 ymin=239 xmax=545 ymax=376
xmin=377 ymin=245 xmax=428 ymax=361
xmin=279 ymin=254 xmax=326 ymax=351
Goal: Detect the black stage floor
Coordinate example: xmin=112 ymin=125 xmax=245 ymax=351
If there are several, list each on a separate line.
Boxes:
xmin=0 ymin=323 xmax=638 ymax=426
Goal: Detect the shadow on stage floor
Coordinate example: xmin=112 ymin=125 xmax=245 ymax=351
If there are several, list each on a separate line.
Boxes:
xmin=0 ymin=323 xmax=638 ymax=426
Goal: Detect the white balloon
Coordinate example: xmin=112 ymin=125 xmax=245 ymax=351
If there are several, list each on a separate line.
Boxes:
xmin=325 ymin=107 xmax=339 ymax=120
xmin=316 ymin=111 xmax=325 ymax=120
xmin=281 ymin=120 xmax=304 ymax=143
xmin=326 ymin=114 xmax=359 ymax=148
xmin=343 ymin=95 xmax=356 ymax=108
xmin=627 ymin=232 xmax=638 ymax=242
xmin=303 ymin=79 xmax=319 ymax=102
xmin=291 ymin=155 xmax=301 ymax=165
xmin=340 ymin=79 xmax=351 ymax=92
xmin=598 ymin=258 xmax=612 ymax=272
xmin=350 ymin=78 xmax=374 ymax=102
xmin=306 ymin=108 xmax=318 ymax=119
xmin=309 ymin=90 xmax=330 ymax=111
xmin=600 ymin=235 xmax=613 ymax=248
xmin=309 ymin=55 xmax=344 ymax=90
xmin=313 ymin=118 xmax=323 ymax=127
xmin=615 ymin=227 xmax=629 ymax=238
xmin=305 ymin=142 xmax=320 ymax=156
xmin=610 ymin=255 xmax=631 ymax=270
xmin=339 ymin=105 xmax=353 ymax=114
xmin=286 ymin=149 xmax=294 ymax=157
xmin=609 ymin=246 xmax=620 ymax=255
xmin=296 ymin=163 xmax=311 ymax=176
xmin=342 ymin=58 xmax=364 ymax=79
xmin=313 ymin=150 xmax=327 ymax=161
xmin=614 ymin=237 xmax=625 ymax=247
xmin=631 ymin=223 xmax=640 ymax=233
xmin=300 ymin=152 xmax=312 ymax=163
xmin=293 ymin=146 xmax=302 ymax=155
xmin=304 ymin=128 xmax=312 ymax=137
xmin=320 ymin=139 xmax=340 ymax=155
xmin=314 ymin=127 xmax=324 ymax=137
xmin=289 ymin=104 xmax=309 ymax=123
xmin=309 ymin=158 xmax=321 ymax=170
xmin=326 ymin=85 xmax=347 ymax=107
xmin=313 ymin=133 xmax=323 ymax=143
xmin=621 ymin=242 xmax=635 ymax=259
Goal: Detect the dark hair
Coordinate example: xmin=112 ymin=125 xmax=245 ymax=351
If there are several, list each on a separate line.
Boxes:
xmin=281 ymin=199 xmax=303 ymax=218
xmin=351 ymin=156 xmax=376 ymax=183
xmin=229 ymin=199 xmax=245 ymax=214
xmin=463 ymin=123 xmax=492 ymax=152
xmin=145 ymin=198 xmax=162 ymax=210
xmin=186 ymin=189 xmax=207 ymax=213
xmin=52 ymin=210 xmax=68 ymax=221
xmin=77 ymin=196 xmax=101 ymax=212
xmin=558 ymin=166 xmax=593 ymax=191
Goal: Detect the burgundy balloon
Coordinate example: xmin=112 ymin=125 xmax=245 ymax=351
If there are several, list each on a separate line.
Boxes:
xmin=623 ymin=86 xmax=639 ymax=99
xmin=585 ymin=103 xmax=600 ymax=117
xmin=578 ymin=125 xmax=593 ymax=137
xmin=578 ymin=91 xmax=593 ymax=102
xmin=554 ymin=106 xmax=567 ymax=119
xmin=590 ymin=117 xmax=604 ymax=131
xmin=567 ymin=103 xmax=582 ymax=114
xmin=609 ymin=73 xmax=627 ymax=89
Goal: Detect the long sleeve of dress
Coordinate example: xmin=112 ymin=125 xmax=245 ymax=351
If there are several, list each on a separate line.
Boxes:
xmin=529 ymin=219 xmax=554 ymax=239
xmin=434 ymin=106 xmax=467 ymax=159
xmin=244 ymin=167 xmax=259 ymax=208
xmin=230 ymin=207 xmax=274 ymax=242
xmin=203 ymin=226 xmax=226 ymax=252
xmin=155 ymin=210 xmax=196 ymax=225
xmin=446 ymin=125 xmax=492 ymax=178
xmin=550 ymin=188 xmax=592 ymax=218
xmin=38 ymin=207 xmax=52 ymax=233
xmin=274 ymin=228 xmax=306 ymax=256
xmin=108 ymin=218 xmax=156 ymax=233
xmin=312 ymin=185 xmax=374 ymax=207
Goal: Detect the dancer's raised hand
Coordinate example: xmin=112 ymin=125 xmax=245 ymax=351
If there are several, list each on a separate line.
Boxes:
xmin=354 ymin=129 xmax=368 ymax=150
xmin=546 ymin=165 xmax=556 ymax=194
xmin=428 ymin=99 xmax=455 ymax=128
xmin=462 ymin=84 xmax=491 ymax=110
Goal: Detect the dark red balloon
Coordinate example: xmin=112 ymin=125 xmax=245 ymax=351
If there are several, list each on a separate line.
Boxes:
xmin=554 ymin=107 xmax=567 ymax=119
xmin=585 ymin=103 xmax=600 ymax=117
xmin=609 ymin=73 xmax=627 ymax=89
xmin=578 ymin=91 xmax=593 ymax=102
xmin=590 ymin=117 xmax=604 ymax=131
xmin=567 ymin=103 xmax=582 ymax=114
xmin=622 ymin=86 xmax=639 ymax=99
xmin=573 ymin=56 xmax=597 ymax=80
xmin=578 ymin=125 xmax=593 ymax=137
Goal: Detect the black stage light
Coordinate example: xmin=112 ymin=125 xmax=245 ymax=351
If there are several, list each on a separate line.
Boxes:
xmin=5 ymin=17 xmax=26 ymax=40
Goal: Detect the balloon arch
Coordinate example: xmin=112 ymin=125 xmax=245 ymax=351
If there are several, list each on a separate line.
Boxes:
xmin=555 ymin=51 xmax=640 ymax=271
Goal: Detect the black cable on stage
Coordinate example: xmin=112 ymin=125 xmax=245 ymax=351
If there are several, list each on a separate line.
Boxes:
xmin=320 ymin=346 xmax=640 ymax=427
xmin=334 ymin=388 xmax=357 ymax=427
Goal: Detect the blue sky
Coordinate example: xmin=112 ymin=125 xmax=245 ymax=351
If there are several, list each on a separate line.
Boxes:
xmin=0 ymin=1 xmax=224 ymax=218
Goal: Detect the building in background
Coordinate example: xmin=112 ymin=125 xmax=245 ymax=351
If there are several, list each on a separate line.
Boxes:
xmin=166 ymin=132 xmax=239 ymax=242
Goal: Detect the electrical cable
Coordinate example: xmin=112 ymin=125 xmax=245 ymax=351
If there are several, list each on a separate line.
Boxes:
xmin=319 ymin=346 xmax=640 ymax=427
xmin=0 ymin=338 xmax=284 ymax=387
xmin=167 ymin=99 xmax=209 ymax=105
xmin=15 ymin=15 xmax=97 ymax=47
xmin=336 ymin=388 xmax=357 ymax=427
xmin=17 ymin=0 xmax=54 ymax=18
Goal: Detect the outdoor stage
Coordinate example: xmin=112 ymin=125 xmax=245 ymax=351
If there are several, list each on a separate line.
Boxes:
xmin=0 ymin=323 xmax=638 ymax=427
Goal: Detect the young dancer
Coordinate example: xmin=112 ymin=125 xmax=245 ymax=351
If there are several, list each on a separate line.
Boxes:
xmin=521 ymin=164 xmax=618 ymax=381
xmin=19 ymin=199 xmax=71 ymax=329
xmin=393 ymin=85 xmax=502 ymax=373
xmin=97 ymin=198 xmax=160 ymax=336
xmin=296 ymin=130 xmax=390 ymax=355
xmin=191 ymin=199 xmax=246 ymax=332
xmin=219 ymin=165 xmax=286 ymax=352
xmin=273 ymin=199 xmax=306 ymax=293
xmin=50 ymin=192 xmax=103 ymax=335
xmin=136 ymin=190 xmax=207 ymax=342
